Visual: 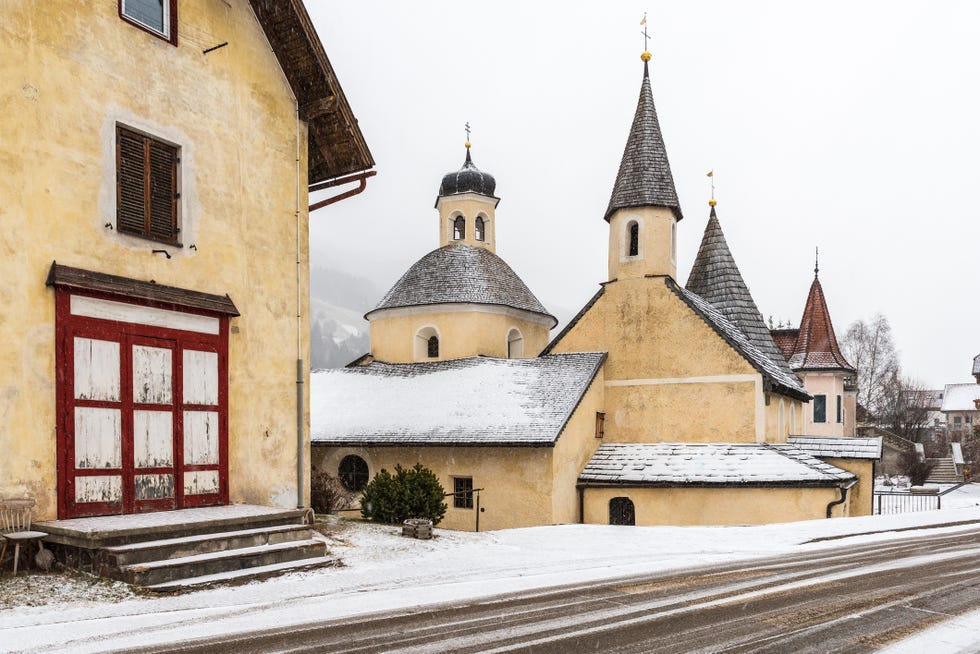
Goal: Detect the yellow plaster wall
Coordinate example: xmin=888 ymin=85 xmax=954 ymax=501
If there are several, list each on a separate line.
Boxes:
xmin=550 ymin=278 xmax=766 ymax=442
xmin=0 ymin=1 xmax=311 ymax=517
xmin=607 ymin=207 xmax=677 ymax=280
xmin=550 ymin=367 xmax=606 ymax=523
xmin=764 ymin=395 xmax=806 ymax=442
xmin=369 ymin=309 xmax=551 ymax=363
xmin=436 ymin=194 xmax=497 ymax=252
xmin=312 ymin=445 xmax=556 ymax=531
xmin=799 ymin=372 xmax=848 ymax=436
xmin=583 ymin=486 xmax=842 ymax=526
xmin=823 ymin=458 xmax=875 ymax=517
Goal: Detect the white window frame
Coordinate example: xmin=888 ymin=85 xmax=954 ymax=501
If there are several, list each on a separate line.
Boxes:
xmin=121 ymin=0 xmax=171 ymax=40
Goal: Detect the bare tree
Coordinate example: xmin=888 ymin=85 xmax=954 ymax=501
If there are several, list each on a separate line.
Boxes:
xmin=840 ymin=314 xmax=900 ymax=419
xmin=878 ymin=373 xmax=935 ymax=444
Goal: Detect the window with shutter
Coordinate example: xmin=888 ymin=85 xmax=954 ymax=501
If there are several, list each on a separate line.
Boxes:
xmin=116 ymin=126 xmax=179 ymax=245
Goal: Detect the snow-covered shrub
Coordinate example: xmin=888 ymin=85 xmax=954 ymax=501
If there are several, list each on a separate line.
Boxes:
xmin=310 ymin=469 xmax=355 ymax=515
xmin=360 ymin=463 xmax=447 ymax=526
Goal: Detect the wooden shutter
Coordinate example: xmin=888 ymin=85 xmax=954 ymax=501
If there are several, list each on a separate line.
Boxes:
xmin=117 ymin=127 xmax=147 ymax=237
xmin=116 ymin=126 xmax=178 ymax=244
xmin=148 ymin=140 xmax=177 ymax=241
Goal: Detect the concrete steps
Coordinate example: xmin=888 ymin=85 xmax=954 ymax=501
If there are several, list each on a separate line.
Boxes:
xmin=926 ymin=458 xmax=961 ymax=484
xmin=37 ymin=505 xmax=333 ymax=591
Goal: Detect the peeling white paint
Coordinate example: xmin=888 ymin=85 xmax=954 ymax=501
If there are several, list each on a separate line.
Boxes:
xmin=135 ymin=474 xmax=174 ymax=500
xmin=184 ymin=470 xmax=219 ymax=495
xmin=73 ymin=337 xmax=120 ymax=401
xmin=70 ymin=295 xmax=219 ymax=334
xmin=184 ymin=410 xmax=218 ymax=465
xmin=74 ymin=407 xmax=121 ymax=469
xmin=183 ymin=350 xmax=218 ymax=405
xmin=75 ymin=475 xmax=122 ymax=503
xmin=133 ymin=410 xmax=173 ymax=467
xmin=132 ymin=345 xmax=173 ymax=405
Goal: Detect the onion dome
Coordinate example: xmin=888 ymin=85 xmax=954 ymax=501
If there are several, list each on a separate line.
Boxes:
xmin=438 ymin=147 xmax=497 ymax=199
xmin=366 ymin=243 xmax=556 ymax=327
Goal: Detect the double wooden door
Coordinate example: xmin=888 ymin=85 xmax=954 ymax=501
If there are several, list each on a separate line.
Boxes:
xmin=60 ymin=319 xmax=227 ymax=518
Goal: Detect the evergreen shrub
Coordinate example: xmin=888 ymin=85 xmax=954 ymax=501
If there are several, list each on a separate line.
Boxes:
xmin=360 ymin=463 xmax=447 ymax=526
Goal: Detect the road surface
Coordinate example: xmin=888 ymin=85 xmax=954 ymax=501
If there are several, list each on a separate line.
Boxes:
xmin=142 ymin=525 xmax=980 ymax=653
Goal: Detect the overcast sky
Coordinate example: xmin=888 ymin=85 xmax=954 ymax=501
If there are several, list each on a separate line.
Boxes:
xmin=307 ymin=2 xmax=979 ymax=388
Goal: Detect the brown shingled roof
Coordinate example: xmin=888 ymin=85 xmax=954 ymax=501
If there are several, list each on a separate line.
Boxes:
xmin=786 ymin=274 xmax=855 ymax=372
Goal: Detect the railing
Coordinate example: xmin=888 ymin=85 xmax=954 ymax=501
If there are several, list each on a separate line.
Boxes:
xmin=873 ymin=480 xmax=973 ymax=515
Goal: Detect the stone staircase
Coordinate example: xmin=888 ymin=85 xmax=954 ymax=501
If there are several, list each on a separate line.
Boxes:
xmin=38 ymin=506 xmax=334 ymax=593
xmin=925 ymin=458 xmax=961 ymax=484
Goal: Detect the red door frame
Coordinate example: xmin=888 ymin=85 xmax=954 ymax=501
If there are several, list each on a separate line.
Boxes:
xmin=55 ymin=289 xmax=230 ymax=519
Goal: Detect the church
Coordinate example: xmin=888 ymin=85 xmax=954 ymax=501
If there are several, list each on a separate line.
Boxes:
xmin=311 ymin=50 xmax=878 ymax=530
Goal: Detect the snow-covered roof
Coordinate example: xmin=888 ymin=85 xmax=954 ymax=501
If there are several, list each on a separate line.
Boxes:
xmin=578 ymin=442 xmax=855 ymax=486
xmin=787 ymin=435 xmax=882 ymax=460
xmin=366 ymin=244 xmax=556 ymax=326
xmin=310 ymin=353 xmax=606 ymax=446
xmin=941 ymin=383 xmax=980 ymax=412
xmin=973 ymin=354 xmax=980 ymax=376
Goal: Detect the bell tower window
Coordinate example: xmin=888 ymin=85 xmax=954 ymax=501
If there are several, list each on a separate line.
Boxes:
xmin=475 ymin=217 xmax=485 ymax=242
xmin=453 ymin=216 xmax=465 ymax=240
xmin=628 ymin=221 xmax=639 ymax=257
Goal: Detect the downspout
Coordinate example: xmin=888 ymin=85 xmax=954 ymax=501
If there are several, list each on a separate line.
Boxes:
xmin=295 ymin=103 xmax=305 ymax=510
xmin=577 ymin=485 xmax=584 ymax=524
xmin=826 ymin=479 xmax=858 ymax=518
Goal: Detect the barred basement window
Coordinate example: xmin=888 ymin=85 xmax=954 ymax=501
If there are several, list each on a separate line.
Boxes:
xmin=120 ymin=0 xmax=178 ymax=44
xmin=116 ymin=126 xmax=180 ymax=245
xmin=453 ymin=477 xmax=474 ymax=509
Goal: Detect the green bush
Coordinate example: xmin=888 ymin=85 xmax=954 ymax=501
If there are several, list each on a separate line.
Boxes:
xmin=360 ymin=463 xmax=447 ymax=526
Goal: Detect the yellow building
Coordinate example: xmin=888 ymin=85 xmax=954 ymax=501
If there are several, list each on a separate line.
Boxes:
xmin=1 ymin=1 xmax=372 ymax=520
xmin=312 ymin=52 xmax=877 ymax=529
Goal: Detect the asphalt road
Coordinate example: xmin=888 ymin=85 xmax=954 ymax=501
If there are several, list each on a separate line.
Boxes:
xmin=144 ymin=525 xmax=980 ymax=654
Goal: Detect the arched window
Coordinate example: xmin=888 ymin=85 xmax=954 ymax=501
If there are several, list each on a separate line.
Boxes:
xmin=414 ymin=326 xmax=440 ymax=360
xmin=790 ymin=403 xmax=796 ymax=433
xmin=507 ymin=328 xmax=524 ymax=358
xmin=453 ymin=216 xmax=465 ymax=240
xmin=778 ymin=399 xmax=785 ymax=436
xmin=609 ymin=497 xmax=635 ymax=525
xmin=339 ymin=455 xmax=369 ymax=491
xmin=475 ymin=217 xmax=485 ymax=241
xmin=628 ymin=221 xmax=639 ymax=257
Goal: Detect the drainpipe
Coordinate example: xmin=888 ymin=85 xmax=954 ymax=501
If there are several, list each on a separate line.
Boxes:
xmin=577 ymin=485 xmax=585 ymax=523
xmin=826 ymin=479 xmax=858 ymax=518
xmin=295 ymin=103 xmax=305 ymax=510
xmin=309 ymin=171 xmax=376 ymax=213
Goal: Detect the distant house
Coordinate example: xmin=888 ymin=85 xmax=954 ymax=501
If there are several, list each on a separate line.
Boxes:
xmin=312 ymin=50 xmax=875 ymax=530
xmin=1 ymin=2 xmax=372 ymax=520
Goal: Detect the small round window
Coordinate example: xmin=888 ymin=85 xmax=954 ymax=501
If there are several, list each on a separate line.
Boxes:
xmin=339 ymin=455 xmax=369 ymax=491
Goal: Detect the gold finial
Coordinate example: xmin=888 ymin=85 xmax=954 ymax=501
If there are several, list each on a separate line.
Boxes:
xmin=707 ymin=170 xmax=716 ymax=207
xmin=641 ymin=51 xmax=652 ymax=62
xmin=465 ymin=122 xmax=472 ymax=149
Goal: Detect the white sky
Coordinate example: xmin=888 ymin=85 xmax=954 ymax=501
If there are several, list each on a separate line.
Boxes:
xmin=307 ymin=2 xmax=980 ymax=388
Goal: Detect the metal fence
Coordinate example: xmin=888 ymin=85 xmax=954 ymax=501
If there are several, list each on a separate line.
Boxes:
xmin=873 ymin=491 xmax=940 ymax=515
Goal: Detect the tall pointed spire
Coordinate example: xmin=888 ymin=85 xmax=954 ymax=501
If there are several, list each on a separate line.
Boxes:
xmin=686 ymin=205 xmax=795 ymax=376
xmin=787 ymin=267 xmax=855 ymax=372
xmin=604 ymin=57 xmax=682 ymax=222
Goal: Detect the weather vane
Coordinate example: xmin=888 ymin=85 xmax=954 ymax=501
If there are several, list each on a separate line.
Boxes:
xmin=815 ymin=246 xmax=820 ymax=277
xmin=465 ymin=122 xmax=471 ymax=148
xmin=640 ymin=13 xmax=649 ymax=51
xmin=707 ymin=170 xmax=716 ymax=207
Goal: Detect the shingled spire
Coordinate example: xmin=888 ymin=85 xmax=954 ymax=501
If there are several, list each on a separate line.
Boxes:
xmin=604 ymin=61 xmax=682 ymax=222
xmin=787 ymin=272 xmax=855 ymax=372
xmin=686 ymin=205 xmax=795 ymax=376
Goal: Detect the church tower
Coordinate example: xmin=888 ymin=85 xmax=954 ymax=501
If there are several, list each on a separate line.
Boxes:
xmin=605 ymin=51 xmax=682 ymax=282
xmin=364 ymin=143 xmax=556 ymax=363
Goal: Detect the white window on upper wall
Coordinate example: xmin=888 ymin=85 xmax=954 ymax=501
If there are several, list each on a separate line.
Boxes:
xmin=120 ymin=0 xmax=177 ymax=44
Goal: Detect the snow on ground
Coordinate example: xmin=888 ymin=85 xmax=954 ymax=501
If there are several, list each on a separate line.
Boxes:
xmin=2 ymin=483 xmax=980 ymax=653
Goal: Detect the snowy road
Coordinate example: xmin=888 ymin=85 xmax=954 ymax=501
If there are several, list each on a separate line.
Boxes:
xmin=133 ymin=525 xmax=980 ymax=653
